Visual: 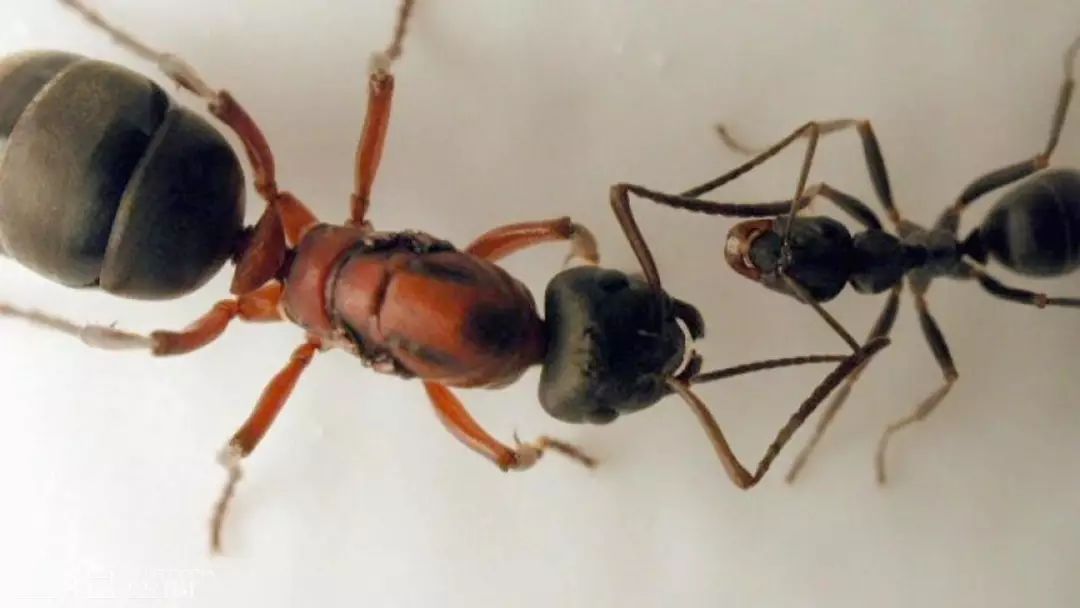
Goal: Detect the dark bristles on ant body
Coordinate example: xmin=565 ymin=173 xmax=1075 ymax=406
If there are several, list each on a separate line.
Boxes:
xmin=0 ymin=1 xmax=886 ymax=552
xmin=612 ymin=34 xmax=1080 ymax=484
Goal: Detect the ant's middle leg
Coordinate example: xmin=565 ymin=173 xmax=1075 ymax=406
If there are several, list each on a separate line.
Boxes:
xmin=938 ymin=35 xmax=1079 ymax=232
xmin=716 ymin=118 xmax=903 ymax=229
xmin=875 ymin=289 xmax=958 ymax=484
xmin=212 ymin=338 xmax=321 ymax=553
xmin=785 ymin=283 xmax=902 ymax=483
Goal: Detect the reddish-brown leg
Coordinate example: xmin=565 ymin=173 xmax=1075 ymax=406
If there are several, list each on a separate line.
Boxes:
xmin=59 ymin=0 xmax=320 ymax=290
xmin=351 ymin=71 xmax=395 ymax=226
xmin=151 ymin=282 xmax=284 ymax=355
xmin=465 ymin=217 xmax=599 ymax=265
xmin=0 ymin=282 xmax=284 ymax=355
xmin=350 ymin=0 xmax=416 ymax=225
xmin=211 ymin=339 xmax=321 ymax=553
xmin=424 ymin=382 xmax=596 ymax=471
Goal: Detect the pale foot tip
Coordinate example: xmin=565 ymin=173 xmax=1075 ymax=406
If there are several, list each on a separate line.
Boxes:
xmin=369 ymin=52 xmax=393 ymax=80
xmin=566 ymin=223 xmax=600 ymax=268
xmin=210 ymin=443 xmax=245 ymax=555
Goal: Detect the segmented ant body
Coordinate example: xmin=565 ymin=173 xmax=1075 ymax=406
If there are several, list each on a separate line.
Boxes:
xmin=611 ymin=35 xmax=1080 ymax=483
xmin=1 ymin=0 xmax=610 ymax=552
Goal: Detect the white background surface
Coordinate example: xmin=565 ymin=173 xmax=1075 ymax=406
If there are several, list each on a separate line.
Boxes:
xmin=1 ymin=1 xmax=1080 ymax=606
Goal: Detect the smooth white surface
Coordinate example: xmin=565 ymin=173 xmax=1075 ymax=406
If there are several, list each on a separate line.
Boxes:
xmin=2 ymin=1 xmax=1080 ymax=606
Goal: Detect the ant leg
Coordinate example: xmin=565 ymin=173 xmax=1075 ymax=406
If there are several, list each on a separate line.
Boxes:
xmin=610 ymin=183 xmax=808 ymax=291
xmin=786 ymin=283 xmax=902 ymax=483
xmin=58 ymin=0 xmax=319 ymax=289
xmin=690 ymin=353 xmax=849 ymax=384
xmin=350 ymin=71 xmax=394 ymax=227
xmin=0 ymin=282 xmax=284 ymax=355
xmin=610 ymin=181 xmax=861 ymax=351
xmin=717 ymin=119 xmax=902 ymax=228
xmin=875 ymin=291 xmax=958 ymax=484
xmin=151 ymin=282 xmax=285 ymax=355
xmin=465 ymin=217 xmax=599 ymax=266
xmin=808 ymin=183 xmax=884 ymax=230
xmin=611 ymin=181 xmax=879 ymax=291
xmin=940 ymin=35 xmax=1079 ymax=231
xmin=715 ymin=118 xmax=862 ymax=156
xmin=968 ymin=265 xmax=1080 ymax=308
xmin=423 ymin=382 xmax=596 ymax=471
xmin=680 ymin=121 xmax=824 ymax=198
xmin=610 ymin=121 xmax=836 ymax=289
xmin=771 ymin=126 xmax=864 ymax=352
xmin=668 ymin=336 xmax=890 ymax=488
xmin=211 ymin=339 xmax=320 ymax=553
xmin=351 ymin=0 xmax=418 ymax=226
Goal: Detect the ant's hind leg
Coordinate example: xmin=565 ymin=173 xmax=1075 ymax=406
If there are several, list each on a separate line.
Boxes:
xmin=939 ymin=34 xmax=1079 ymax=231
xmin=0 ymin=282 xmax=285 ymax=356
xmin=969 ymin=266 xmax=1080 ymax=308
xmin=875 ymin=292 xmax=958 ymax=484
xmin=57 ymin=0 xmax=320 ymax=251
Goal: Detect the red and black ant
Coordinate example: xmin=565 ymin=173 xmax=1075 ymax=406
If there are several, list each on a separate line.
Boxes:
xmin=0 ymin=0 xmax=885 ymax=552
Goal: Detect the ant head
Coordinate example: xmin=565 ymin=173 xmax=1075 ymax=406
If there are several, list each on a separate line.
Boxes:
xmin=538 ymin=266 xmax=702 ymax=425
xmin=726 ymin=216 xmax=854 ymax=303
xmin=724 ymin=219 xmax=774 ymax=281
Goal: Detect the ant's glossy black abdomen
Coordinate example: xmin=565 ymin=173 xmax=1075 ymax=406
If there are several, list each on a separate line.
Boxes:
xmin=975 ymin=169 xmax=1080 ymax=277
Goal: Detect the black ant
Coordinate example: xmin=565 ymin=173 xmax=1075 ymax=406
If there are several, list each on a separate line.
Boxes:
xmin=610 ymin=34 xmax=1080 ymax=484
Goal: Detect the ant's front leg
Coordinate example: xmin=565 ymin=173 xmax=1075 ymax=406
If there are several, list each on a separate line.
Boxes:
xmin=670 ymin=336 xmax=890 ymax=488
xmin=610 ymin=183 xmax=809 ymax=292
xmin=428 ymin=218 xmax=602 ymax=472
xmin=465 ymin=217 xmax=599 ymax=266
xmin=423 ymin=382 xmax=596 ymax=471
